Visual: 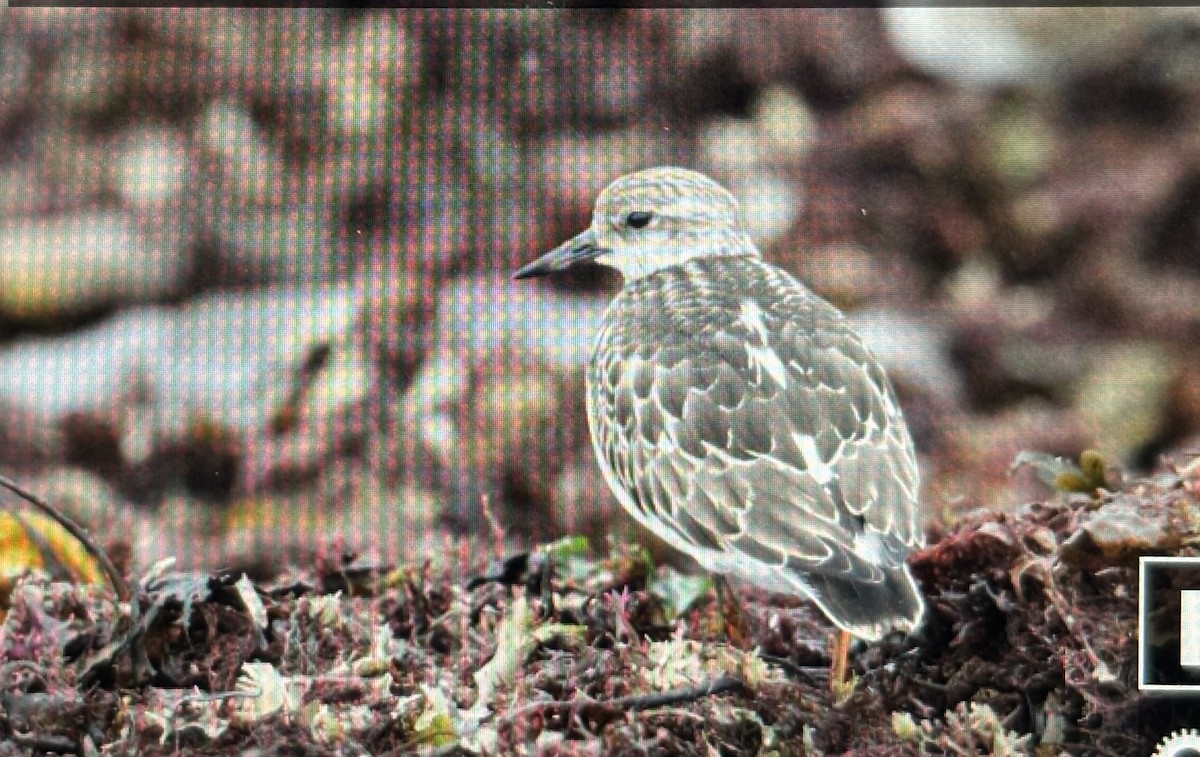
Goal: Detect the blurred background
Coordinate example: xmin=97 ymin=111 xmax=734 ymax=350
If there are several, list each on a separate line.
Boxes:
xmin=0 ymin=9 xmax=1198 ymax=579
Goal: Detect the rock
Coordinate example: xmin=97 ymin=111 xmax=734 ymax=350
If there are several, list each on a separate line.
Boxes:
xmin=731 ymin=170 xmax=802 ymax=253
xmin=197 ymin=99 xmax=285 ymax=206
xmin=0 ymin=309 xmax=166 ymax=420
xmin=886 ymin=8 xmax=1200 ymax=93
xmin=0 ymin=400 xmax=61 ymax=467
xmin=210 ymin=203 xmax=340 ymax=284
xmin=1063 ymin=12 xmax=1200 ymax=127
xmin=0 ymin=308 xmax=170 ymax=469
xmin=149 ymin=283 xmax=364 ymax=440
xmin=0 ymin=212 xmax=187 ymax=319
xmin=316 ymin=136 xmax=392 ymax=210
xmin=354 ymin=255 xmax=436 ymax=383
xmin=10 ymin=9 xmax=119 ymax=45
xmin=29 ymin=126 xmax=112 ymax=212
xmin=425 ymin=274 xmax=608 ymax=377
xmin=781 ymin=243 xmax=897 ymax=311
xmin=461 ymin=348 xmax=582 ymax=500
xmin=752 ymin=84 xmax=817 ymax=164
xmin=671 ymin=10 xmax=899 ymax=105
xmin=325 ymin=66 xmax=392 ymax=140
xmin=585 ymin=46 xmax=650 ymax=123
xmin=1074 ymin=342 xmax=1176 ymax=466
xmin=136 ymin=283 xmax=370 ymax=501
xmin=0 ymin=282 xmax=371 ymax=500
xmin=1059 ymin=495 xmax=1181 ymax=567
xmin=348 ymin=12 xmax=421 ymax=90
xmin=460 ymin=109 xmax=522 ymax=192
xmin=1148 ymin=172 xmax=1200 ymax=275
xmin=324 ymin=13 xmax=419 ymax=138
xmin=406 ymin=275 xmax=605 ymax=528
xmin=800 ymin=81 xmax=983 ymax=279
xmin=697 ymin=118 xmax=804 ymax=251
xmin=44 ymin=40 xmax=123 ymax=116
xmin=849 ymin=308 xmax=964 ymax=407
xmin=137 ymin=10 xmax=341 ymax=101
xmin=0 ymin=35 xmax=31 ymax=127
xmin=107 ymin=126 xmax=191 ymax=209
xmin=438 ymin=197 xmax=533 ymax=279
xmin=979 ymin=101 xmax=1057 ymax=188
xmin=1171 ymin=355 xmax=1200 ymax=442
xmin=882 ymin=9 xmax=1053 ymax=89
xmin=459 ymin=12 xmax=645 ymax=131
xmin=0 ymin=163 xmax=46 ymax=220
xmin=696 ymin=118 xmax=763 ymax=175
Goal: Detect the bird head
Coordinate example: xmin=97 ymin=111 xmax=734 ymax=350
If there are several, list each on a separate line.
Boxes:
xmin=514 ymin=167 xmax=756 ymax=282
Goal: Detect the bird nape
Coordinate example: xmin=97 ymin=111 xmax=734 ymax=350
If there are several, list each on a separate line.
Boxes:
xmin=514 ymin=166 xmax=926 ymax=690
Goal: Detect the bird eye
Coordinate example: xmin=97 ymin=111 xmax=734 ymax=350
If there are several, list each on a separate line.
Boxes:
xmin=625 ymin=211 xmax=653 ymax=229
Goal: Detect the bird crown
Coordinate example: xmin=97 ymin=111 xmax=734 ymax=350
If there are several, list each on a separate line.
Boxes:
xmin=590 ymin=167 xmax=757 ymax=280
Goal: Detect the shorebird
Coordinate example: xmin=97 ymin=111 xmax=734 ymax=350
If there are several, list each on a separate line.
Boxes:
xmin=514 ymin=167 xmax=925 ymax=687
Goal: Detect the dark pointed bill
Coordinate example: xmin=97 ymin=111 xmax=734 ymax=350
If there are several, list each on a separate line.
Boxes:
xmin=513 ymin=229 xmax=608 ymax=280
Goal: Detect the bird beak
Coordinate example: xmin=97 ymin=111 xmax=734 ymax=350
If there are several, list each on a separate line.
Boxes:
xmin=513 ymin=229 xmax=608 ymax=280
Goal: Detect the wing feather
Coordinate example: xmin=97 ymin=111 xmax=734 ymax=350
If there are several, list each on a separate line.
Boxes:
xmin=588 ymin=256 xmax=922 ymax=593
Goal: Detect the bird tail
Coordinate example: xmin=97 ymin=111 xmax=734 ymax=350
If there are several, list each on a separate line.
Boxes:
xmin=799 ymin=565 xmax=925 ymax=642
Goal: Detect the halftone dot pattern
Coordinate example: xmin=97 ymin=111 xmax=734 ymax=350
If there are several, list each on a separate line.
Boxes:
xmin=0 ymin=13 xmax=689 ymax=585
xmin=0 ymin=12 xmax=901 ymax=592
xmin=0 ymin=9 xmax=1191 ymax=572
xmin=4 ymin=10 xmax=1200 ymax=755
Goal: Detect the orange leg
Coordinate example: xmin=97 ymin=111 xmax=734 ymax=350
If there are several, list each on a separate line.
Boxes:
xmin=829 ymin=629 xmax=851 ymax=691
xmin=713 ymin=575 xmax=751 ymax=649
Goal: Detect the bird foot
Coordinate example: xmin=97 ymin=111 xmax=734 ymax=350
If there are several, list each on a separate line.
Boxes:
xmin=713 ymin=575 xmax=752 ymax=649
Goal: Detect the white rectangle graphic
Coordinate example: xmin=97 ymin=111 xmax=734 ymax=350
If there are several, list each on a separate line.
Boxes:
xmin=1182 ymin=590 xmax=1200 ymax=669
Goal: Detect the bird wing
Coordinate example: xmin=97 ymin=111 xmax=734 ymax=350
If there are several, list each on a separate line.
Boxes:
xmin=589 ymin=260 xmax=922 ymax=588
